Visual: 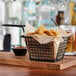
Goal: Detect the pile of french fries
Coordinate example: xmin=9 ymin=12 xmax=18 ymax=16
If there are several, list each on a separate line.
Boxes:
xmin=27 ymin=25 xmax=60 ymax=36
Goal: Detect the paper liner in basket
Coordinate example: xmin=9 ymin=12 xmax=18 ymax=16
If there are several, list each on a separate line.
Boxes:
xmin=24 ymin=21 xmax=71 ymax=59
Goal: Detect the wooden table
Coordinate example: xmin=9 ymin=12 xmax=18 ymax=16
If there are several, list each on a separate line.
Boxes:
xmin=0 ymin=52 xmax=76 ymax=70
xmin=0 ymin=52 xmax=75 ymax=76
xmin=0 ymin=64 xmax=76 ymax=76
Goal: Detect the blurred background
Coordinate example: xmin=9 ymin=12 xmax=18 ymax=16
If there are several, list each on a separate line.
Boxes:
xmin=0 ymin=0 xmax=76 ymax=52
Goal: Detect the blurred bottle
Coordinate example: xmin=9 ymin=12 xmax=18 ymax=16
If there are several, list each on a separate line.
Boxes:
xmin=56 ymin=11 xmax=64 ymax=26
xmin=60 ymin=25 xmax=75 ymax=55
xmin=72 ymin=26 xmax=76 ymax=51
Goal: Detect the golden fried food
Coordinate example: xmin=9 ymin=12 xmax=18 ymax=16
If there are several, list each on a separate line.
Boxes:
xmin=27 ymin=25 xmax=46 ymax=35
xmin=49 ymin=30 xmax=60 ymax=36
xmin=27 ymin=32 xmax=36 ymax=35
xmin=44 ymin=30 xmax=51 ymax=36
xmin=38 ymin=25 xmax=46 ymax=31
xmin=34 ymin=25 xmax=47 ymax=35
xmin=27 ymin=25 xmax=60 ymax=36
xmin=35 ymin=29 xmax=45 ymax=35
xmin=35 ymin=25 xmax=46 ymax=32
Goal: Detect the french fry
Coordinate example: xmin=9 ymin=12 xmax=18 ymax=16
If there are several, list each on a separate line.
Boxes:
xmin=44 ymin=30 xmax=51 ymax=36
xmin=49 ymin=30 xmax=60 ymax=36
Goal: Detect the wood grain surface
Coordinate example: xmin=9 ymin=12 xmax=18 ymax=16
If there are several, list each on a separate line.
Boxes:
xmin=0 ymin=63 xmax=76 ymax=76
xmin=0 ymin=52 xmax=76 ymax=70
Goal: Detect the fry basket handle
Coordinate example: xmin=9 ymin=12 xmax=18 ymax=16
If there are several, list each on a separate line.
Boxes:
xmin=2 ymin=24 xmax=25 ymax=32
xmin=21 ymin=35 xmax=25 ymax=38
